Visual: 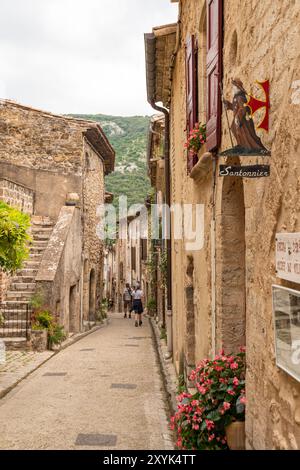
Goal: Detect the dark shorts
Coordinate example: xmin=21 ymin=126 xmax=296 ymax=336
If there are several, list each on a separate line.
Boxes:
xmin=124 ymin=300 xmax=132 ymax=308
xmin=132 ymin=299 xmax=143 ymax=314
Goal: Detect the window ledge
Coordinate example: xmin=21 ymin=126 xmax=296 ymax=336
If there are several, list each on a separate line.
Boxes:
xmin=189 ymin=152 xmax=212 ymax=181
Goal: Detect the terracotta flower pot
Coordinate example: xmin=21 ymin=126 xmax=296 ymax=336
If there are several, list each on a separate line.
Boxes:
xmin=225 ymin=421 xmax=245 ymax=450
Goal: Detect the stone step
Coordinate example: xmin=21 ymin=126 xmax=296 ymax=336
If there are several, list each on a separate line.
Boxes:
xmin=6 ymin=291 xmax=33 ymax=300
xmin=0 ymin=327 xmax=28 ymax=337
xmin=2 ymin=319 xmax=29 ymax=328
xmin=31 ymin=232 xmax=52 ymax=241
xmin=24 ymin=260 xmax=40 ymax=268
xmin=1 ymin=310 xmax=29 ymax=321
xmin=17 ymin=268 xmax=38 ymax=277
xmin=1 ymin=337 xmax=30 ymax=351
xmin=29 ymin=245 xmax=47 ymax=254
xmin=29 ymin=253 xmax=42 ymax=260
xmin=0 ymin=300 xmax=29 ymax=310
xmin=9 ymin=282 xmax=36 ymax=291
xmin=31 ymin=227 xmax=53 ymax=233
xmin=11 ymin=276 xmax=35 ymax=284
xmin=31 ymin=215 xmax=53 ymax=225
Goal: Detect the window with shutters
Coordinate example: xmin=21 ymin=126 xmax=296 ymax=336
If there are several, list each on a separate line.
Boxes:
xmin=141 ymin=238 xmax=148 ymax=261
xmin=185 ymin=34 xmax=199 ymax=173
xmin=131 ymin=246 xmax=136 ymax=271
xmin=206 ymin=0 xmax=223 ymax=151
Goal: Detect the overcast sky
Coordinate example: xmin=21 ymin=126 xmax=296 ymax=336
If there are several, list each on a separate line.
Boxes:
xmin=0 ymin=0 xmax=178 ymax=116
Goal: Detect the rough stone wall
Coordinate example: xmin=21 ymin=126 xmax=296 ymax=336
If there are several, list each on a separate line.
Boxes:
xmin=170 ymin=0 xmax=212 ymax=375
xmin=35 ymin=206 xmax=82 ymax=334
xmin=83 ymin=140 xmax=105 ymax=315
xmin=170 ymin=0 xmax=300 ymax=449
xmin=220 ymin=0 xmax=300 ymax=450
xmin=0 ymin=178 xmax=34 ymax=214
xmin=0 ymin=101 xmax=86 ymax=175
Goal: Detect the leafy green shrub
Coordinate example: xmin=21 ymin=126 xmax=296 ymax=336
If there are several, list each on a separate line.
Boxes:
xmin=48 ymin=323 xmax=66 ymax=345
xmin=0 ymin=201 xmax=31 ymax=272
xmin=0 ymin=311 xmax=4 ymax=327
xmin=29 ymin=291 xmax=44 ymax=310
xmin=32 ymin=310 xmax=53 ymax=330
xmin=160 ymin=327 xmax=167 ymax=341
xmin=147 ymin=297 xmax=156 ymax=314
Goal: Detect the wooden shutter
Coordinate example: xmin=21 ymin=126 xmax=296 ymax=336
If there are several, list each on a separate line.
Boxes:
xmin=141 ymin=238 xmax=148 ymax=261
xmin=206 ymin=0 xmax=223 ymax=151
xmin=186 ymin=35 xmax=198 ymax=172
xmin=131 ymin=247 xmax=136 ymax=271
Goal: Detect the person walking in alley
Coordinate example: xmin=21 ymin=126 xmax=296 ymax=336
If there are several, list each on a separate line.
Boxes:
xmin=123 ymin=283 xmax=133 ymax=318
xmin=132 ymin=284 xmax=144 ymax=327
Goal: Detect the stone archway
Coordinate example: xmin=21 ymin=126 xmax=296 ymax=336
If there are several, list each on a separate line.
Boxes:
xmin=216 ymin=175 xmax=246 ymax=354
xmin=89 ymin=269 xmax=96 ymax=321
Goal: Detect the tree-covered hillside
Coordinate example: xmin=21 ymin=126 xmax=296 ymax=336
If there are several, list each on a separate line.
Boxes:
xmin=69 ymin=113 xmax=151 ymax=211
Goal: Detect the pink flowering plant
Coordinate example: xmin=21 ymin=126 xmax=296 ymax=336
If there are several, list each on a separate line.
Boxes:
xmin=170 ymin=348 xmax=246 ymax=450
xmin=184 ymin=122 xmax=206 ymax=153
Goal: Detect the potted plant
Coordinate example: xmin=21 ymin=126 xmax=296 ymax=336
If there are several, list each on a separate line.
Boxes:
xmin=184 ymin=122 xmax=206 ymax=167
xmin=170 ymin=347 xmax=246 ymax=450
xmin=31 ymin=311 xmax=52 ymax=351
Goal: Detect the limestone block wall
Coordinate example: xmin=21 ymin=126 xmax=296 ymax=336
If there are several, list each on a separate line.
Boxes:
xmin=169 ymin=0 xmax=300 ymax=449
xmin=35 ymin=206 xmax=82 ymax=334
xmin=220 ymin=0 xmax=300 ymax=450
xmin=0 ymin=178 xmax=34 ymax=214
xmin=82 ymin=141 xmax=105 ymax=317
xmin=169 ymin=0 xmax=212 ymax=375
xmin=0 ymin=101 xmax=85 ymax=175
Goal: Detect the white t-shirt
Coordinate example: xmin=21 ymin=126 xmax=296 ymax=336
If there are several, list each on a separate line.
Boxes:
xmin=123 ymin=288 xmax=132 ymax=301
xmin=133 ymin=289 xmax=143 ymax=300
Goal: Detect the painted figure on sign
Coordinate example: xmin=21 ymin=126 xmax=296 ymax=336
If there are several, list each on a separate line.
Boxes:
xmin=224 ymin=78 xmax=268 ymax=154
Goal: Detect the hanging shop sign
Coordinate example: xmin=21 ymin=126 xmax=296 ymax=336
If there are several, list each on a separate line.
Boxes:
xmin=219 ymin=164 xmax=270 ymax=178
xmin=276 ymin=232 xmax=300 ymax=284
xmin=219 ymin=78 xmax=271 ymax=157
xmin=272 ymin=285 xmax=300 ymax=382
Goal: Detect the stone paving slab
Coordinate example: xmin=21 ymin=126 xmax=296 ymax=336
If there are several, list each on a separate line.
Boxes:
xmin=0 ymin=323 xmax=108 ymax=400
xmin=0 ymin=350 xmax=54 ymax=399
xmin=0 ymin=313 xmax=174 ymax=450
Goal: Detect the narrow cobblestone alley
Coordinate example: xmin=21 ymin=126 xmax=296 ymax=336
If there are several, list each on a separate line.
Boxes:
xmin=0 ymin=313 xmax=173 ymax=450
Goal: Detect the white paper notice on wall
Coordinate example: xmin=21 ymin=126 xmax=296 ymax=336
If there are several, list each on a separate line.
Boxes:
xmin=276 ymin=233 xmax=300 ymax=284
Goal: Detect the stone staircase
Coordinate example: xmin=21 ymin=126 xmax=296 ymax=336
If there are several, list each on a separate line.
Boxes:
xmin=0 ymin=216 xmax=54 ymax=350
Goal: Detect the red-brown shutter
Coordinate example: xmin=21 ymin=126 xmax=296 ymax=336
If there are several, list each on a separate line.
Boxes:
xmin=206 ymin=0 xmax=223 ymax=151
xmin=185 ymin=35 xmax=198 ymax=172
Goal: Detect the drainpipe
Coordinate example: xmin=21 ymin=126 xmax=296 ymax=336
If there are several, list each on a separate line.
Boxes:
xmin=150 ymin=101 xmax=173 ymax=358
xmin=211 ymin=154 xmax=217 ymax=358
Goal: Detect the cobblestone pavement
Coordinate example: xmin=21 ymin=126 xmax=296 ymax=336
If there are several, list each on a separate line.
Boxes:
xmin=0 ymin=350 xmax=54 ymax=399
xmin=0 ymin=313 xmax=174 ymax=450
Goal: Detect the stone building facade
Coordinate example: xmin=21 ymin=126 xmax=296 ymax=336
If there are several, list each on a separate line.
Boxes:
xmin=145 ymin=0 xmax=300 ymax=450
xmin=0 ymin=100 xmax=114 ymax=344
